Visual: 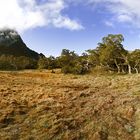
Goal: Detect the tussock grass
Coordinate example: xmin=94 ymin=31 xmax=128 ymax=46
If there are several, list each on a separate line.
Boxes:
xmin=0 ymin=70 xmax=140 ymax=139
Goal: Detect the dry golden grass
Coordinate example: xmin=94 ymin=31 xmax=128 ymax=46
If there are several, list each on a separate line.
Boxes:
xmin=0 ymin=70 xmax=140 ymax=140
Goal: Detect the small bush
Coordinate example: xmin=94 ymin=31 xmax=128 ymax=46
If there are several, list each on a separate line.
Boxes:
xmin=73 ymin=63 xmax=89 ymax=74
xmin=61 ymin=65 xmax=74 ymax=74
xmin=0 ymin=61 xmax=16 ymax=70
xmin=61 ymin=63 xmax=89 ymax=75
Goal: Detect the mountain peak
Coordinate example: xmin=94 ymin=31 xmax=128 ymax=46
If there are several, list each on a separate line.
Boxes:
xmin=0 ymin=28 xmax=40 ymax=59
xmin=0 ymin=29 xmax=20 ymax=45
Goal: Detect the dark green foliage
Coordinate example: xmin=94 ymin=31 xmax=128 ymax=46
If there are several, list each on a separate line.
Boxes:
xmin=38 ymin=57 xmax=48 ymax=69
xmin=0 ymin=55 xmax=37 ymax=70
xmin=0 ymin=61 xmax=15 ymax=70
xmin=61 ymin=65 xmax=74 ymax=74
xmin=37 ymin=56 xmax=58 ymax=70
xmin=47 ymin=56 xmax=57 ymax=70
xmin=129 ymin=49 xmax=140 ymax=73
xmin=60 ymin=49 xmax=90 ymax=74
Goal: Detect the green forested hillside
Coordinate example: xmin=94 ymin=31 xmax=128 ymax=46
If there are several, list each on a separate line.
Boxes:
xmin=0 ymin=29 xmax=39 ymax=59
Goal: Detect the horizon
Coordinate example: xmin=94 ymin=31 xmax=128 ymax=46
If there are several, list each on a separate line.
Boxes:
xmin=1 ymin=0 xmax=140 ymax=56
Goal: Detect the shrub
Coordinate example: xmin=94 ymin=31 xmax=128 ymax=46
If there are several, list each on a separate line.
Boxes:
xmin=61 ymin=65 xmax=74 ymax=74
xmin=0 ymin=61 xmax=16 ymax=70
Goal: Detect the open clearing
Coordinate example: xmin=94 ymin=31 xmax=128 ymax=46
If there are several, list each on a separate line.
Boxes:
xmin=0 ymin=70 xmax=140 ymax=140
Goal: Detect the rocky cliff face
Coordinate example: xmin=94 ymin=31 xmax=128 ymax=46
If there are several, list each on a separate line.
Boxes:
xmin=0 ymin=29 xmax=39 ymax=59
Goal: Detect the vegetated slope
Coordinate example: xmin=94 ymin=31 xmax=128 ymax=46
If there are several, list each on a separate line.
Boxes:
xmin=0 ymin=29 xmax=39 ymax=59
xmin=0 ymin=71 xmax=140 ymax=139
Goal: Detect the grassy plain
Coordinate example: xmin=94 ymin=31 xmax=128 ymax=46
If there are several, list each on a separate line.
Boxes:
xmin=0 ymin=70 xmax=140 ymax=140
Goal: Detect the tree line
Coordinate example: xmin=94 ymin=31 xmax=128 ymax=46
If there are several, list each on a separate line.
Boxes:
xmin=0 ymin=34 xmax=140 ymax=74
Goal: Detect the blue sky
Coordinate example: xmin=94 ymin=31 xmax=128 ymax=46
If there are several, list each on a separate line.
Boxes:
xmin=1 ymin=0 xmax=140 ymax=56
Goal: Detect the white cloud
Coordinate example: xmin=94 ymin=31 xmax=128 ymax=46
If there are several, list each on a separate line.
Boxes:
xmin=87 ymin=0 xmax=140 ymax=28
xmin=1 ymin=0 xmax=140 ymax=33
xmin=117 ymin=14 xmax=133 ymax=23
xmin=0 ymin=0 xmax=83 ymax=32
xmin=104 ymin=21 xmax=115 ymax=28
xmin=67 ymin=0 xmax=140 ymax=28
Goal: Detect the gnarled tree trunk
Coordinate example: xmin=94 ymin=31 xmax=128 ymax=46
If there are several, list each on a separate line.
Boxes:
xmin=128 ymin=64 xmax=132 ymax=74
xmin=114 ymin=59 xmax=120 ymax=73
xmin=135 ymin=68 xmax=139 ymax=74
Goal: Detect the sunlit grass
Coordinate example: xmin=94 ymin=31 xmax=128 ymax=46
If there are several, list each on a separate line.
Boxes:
xmin=0 ymin=70 xmax=140 ymax=139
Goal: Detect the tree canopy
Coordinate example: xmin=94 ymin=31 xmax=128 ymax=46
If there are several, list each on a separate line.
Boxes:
xmin=0 ymin=33 xmax=140 ymax=74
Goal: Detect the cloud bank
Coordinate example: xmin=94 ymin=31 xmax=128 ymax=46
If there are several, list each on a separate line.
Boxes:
xmin=67 ymin=0 xmax=140 ymax=28
xmin=1 ymin=0 xmax=140 ymax=32
xmin=88 ymin=0 xmax=140 ymax=28
xmin=0 ymin=0 xmax=83 ymax=32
